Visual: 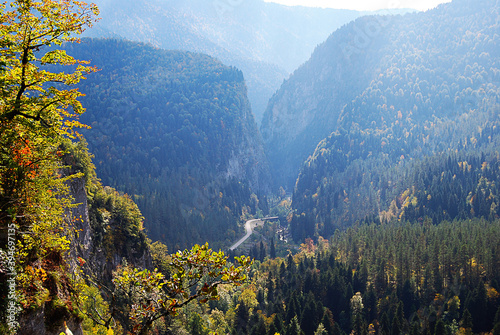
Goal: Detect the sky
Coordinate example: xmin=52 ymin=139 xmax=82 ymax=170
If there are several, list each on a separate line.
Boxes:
xmin=263 ymin=0 xmax=452 ymax=11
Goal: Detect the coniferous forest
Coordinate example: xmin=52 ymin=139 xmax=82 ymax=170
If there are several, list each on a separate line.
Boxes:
xmin=65 ymin=38 xmax=271 ymax=251
xmin=1 ymin=0 xmax=500 ymax=335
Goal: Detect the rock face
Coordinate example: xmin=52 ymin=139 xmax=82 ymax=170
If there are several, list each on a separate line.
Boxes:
xmin=62 ymin=152 xmax=153 ymax=283
xmin=260 ymin=15 xmax=389 ymax=188
xmin=67 ymin=177 xmax=92 ymax=262
xmin=17 ymin=178 xmax=88 ymax=335
xmin=19 ymin=308 xmax=84 ymax=335
xmin=222 ymin=85 xmax=271 ymax=193
xmin=18 ymin=169 xmax=152 ymax=334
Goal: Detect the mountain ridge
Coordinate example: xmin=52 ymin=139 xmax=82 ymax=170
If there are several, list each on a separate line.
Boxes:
xmin=66 ymin=38 xmax=271 ymax=250
xmin=83 ymin=0 xmax=367 ymax=123
xmin=257 ymin=0 xmax=500 ymax=239
xmin=261 ymin=0 xmax=500 ymax=190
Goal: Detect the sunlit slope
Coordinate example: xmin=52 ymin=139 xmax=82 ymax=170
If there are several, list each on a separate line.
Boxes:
xmin=259 ymin=0 xmax=500 ymax=239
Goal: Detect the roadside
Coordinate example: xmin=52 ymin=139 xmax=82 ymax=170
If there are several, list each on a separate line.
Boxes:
xmin=229 ymin=217 xmax=279 ymax=251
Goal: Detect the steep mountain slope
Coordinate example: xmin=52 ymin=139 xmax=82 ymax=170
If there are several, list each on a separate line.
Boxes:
xmin=13 ymin=140 xmax=153 ymax=335
xmin=259 ymin=0 xmax=500 ymax=239
xmin=261 ymin=0 xmax=500 ymax=189
xmin=66 ymin=38 xmax=270 ymax=250
xmin=83 ymin=0 xmax=365 ymax=123
xmin=260 ymin=15 xmax=386 ymax=188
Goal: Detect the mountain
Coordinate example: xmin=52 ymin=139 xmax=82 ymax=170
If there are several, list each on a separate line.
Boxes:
xmin=64 ymin=38 xmax=270 ymax=250
xmin=258 ymin=0 xmax=500 ymax=239
xmin=83 ymin=0 xmax=366 ymax=123
xmin=261 ymin=0 xmax=500 ymax=189
xmin=260 ymin=12 xmax=405 ymax=188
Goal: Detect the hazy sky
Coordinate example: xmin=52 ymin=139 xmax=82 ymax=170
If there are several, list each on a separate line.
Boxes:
xmin=264 ymin=0 xmax=452 ymax=11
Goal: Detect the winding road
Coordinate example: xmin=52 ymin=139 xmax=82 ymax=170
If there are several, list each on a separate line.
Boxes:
xmin=229 ymin=217 xmax=278 ymax=251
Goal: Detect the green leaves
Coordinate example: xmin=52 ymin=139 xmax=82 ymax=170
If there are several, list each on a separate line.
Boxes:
xmin=111 ymin=243 xmax=252 ymax=334
xmin=40 ymin=49 xmax=75 ymax=65
xmin=0 ymin=0 xmax=99 ymax=138
xmin=0 ymin=0 xmax=99 ymax=329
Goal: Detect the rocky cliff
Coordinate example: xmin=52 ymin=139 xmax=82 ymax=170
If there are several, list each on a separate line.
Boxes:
xmin=260 ymin=14 xmax=393 ymax=188
xmin=18 ymin=142 xmax=152 ymax=335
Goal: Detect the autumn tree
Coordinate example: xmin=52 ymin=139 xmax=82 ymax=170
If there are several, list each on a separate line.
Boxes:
xmin=108 ymin=243 xmax=252 ymax=335
xmin=0 ymin=0 xmax=98 ymax=332
xmin=0 ymin=0 xmax=98 ymax=127
xmin=0 ymin=0 xmax=99 ymax=227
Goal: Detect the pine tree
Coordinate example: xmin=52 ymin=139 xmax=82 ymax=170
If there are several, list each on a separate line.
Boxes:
xmin=269 ymin=314 xmax=285 ymax=335
xmin=270 ymin=237 xmax=277 ymax=258
xmin=391 ymin=316 xmax=401 ymax=335
xmin=314 ymin=323 xmax=328 ymax=335
xmin=493 ymin=323 xmax=500 ymax=335
xmin=287 ymin=292 xmax=301 ymax=323
xmin=259 ymin=240 xmax=266 ymax=261
xmin=321 ymin=308 xmax=335 ymax=335
xmin=461 ymin=309 xmax=473 ymax=335
xmin=409 ymin=314 xmax=421 ymax=335
xmin=380 ymin=312 xmax=390 ymax=335
xmin=287 ymin=316 xmax=305 ymax=335
xmin=434 ymin=319 xmax=446 ymax=335
xmin=301 ymin=292 xmax=322 ymax=335
xmin=249 ymin=314 xmax=267 ymax=335
xmin=189 ymin=313 xmax=207 ymax=335
xmin=234 ymin=302 xmax=250 ymax=334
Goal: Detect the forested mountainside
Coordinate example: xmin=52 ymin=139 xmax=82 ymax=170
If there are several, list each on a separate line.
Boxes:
xmin=261 ymin=0 xmax=500 ymax=189
xmin=64 ymin=38 xmax=270 ymax=250
xmin=82 ymin=0 xmax=366 ymax=122
xmin=201 ymin=220 xmax=500 ymax=335
xmin=3 ymin=0 xmax=500 ymax=334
